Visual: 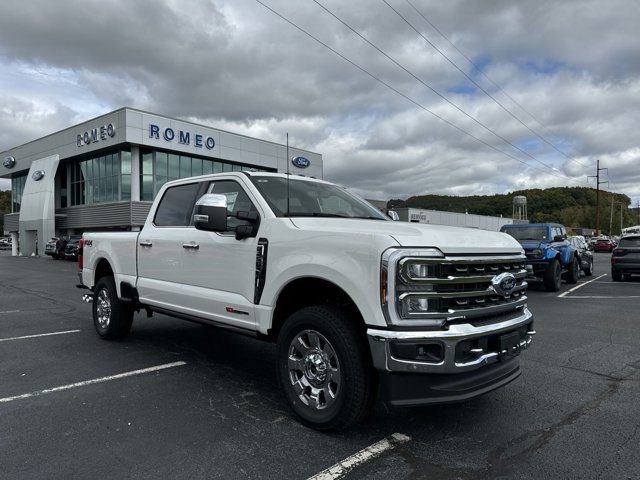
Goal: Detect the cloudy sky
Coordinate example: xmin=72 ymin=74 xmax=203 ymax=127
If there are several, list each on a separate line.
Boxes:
xmin=1 ymin=0 xmax=639 ymax=204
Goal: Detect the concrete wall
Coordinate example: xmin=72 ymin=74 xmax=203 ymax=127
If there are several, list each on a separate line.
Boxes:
xmin=397 ymin=208 xmax=514 ymax=232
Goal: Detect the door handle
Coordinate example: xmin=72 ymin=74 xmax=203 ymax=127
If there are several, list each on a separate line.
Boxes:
xmin=182 ymin=243 xmax=199 ymax=250
xmin=139 ymin=241 xmax=153 ymax=247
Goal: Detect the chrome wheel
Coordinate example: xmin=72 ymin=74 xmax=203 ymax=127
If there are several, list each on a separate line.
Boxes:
xmin=288 ymin=330 xmax=341 ymax=410
xmin=96 ymin=288 xmax=112 ymax=329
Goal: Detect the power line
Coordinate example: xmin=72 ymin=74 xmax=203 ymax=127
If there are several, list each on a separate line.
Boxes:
xmin=309 ymin=0 xmax=586 ymax=185
xmin=385 ymin=0 xmax=592 ymax=171
xmin=254 ymin=0 xmax=580 ymax=182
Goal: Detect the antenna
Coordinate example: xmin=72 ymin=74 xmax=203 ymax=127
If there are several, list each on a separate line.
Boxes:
xmin=286 ymin=132 xmax=290 ymax=217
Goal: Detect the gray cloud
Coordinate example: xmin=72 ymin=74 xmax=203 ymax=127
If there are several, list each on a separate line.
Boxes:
xmin=0 ymin=0 xmax=639 ymax=206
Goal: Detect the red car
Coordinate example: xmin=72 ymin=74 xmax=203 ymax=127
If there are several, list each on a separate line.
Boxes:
xmin=593 ymin=238 xmax=614 ymax=252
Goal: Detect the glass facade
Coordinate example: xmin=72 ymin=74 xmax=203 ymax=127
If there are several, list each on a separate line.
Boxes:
xmin=140 ymin=149 xmax=273 ymax=201
xmin=70 ymin=150 xmax=129 ymax=205
xmin=11 ymin=173 xmax=27 ymax=213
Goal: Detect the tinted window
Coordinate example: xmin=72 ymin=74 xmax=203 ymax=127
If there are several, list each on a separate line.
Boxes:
xmin=154 ymin=183 xmax=201 ymax=226
xmin=619 ymin=237 xmax=640 ymax=248
xmin=501 ymin=226 xmax=549 ymax=241
xmin=207 ymin=180 xmax=257 ymax=231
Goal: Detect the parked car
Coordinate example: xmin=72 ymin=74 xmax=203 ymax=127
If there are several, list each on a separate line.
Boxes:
xmin=611 ymin=234 xmax=640 ymax=281
xmin=568 ymin=236 xmax=594 ymax=276
xmin=500 ymin=223 xmax=580 ymax=292
xmin=593 ymin=238 xmax=615 ymax=252
xmin=45 ymin=237 xmax=61 ymax=258
xmin=0 ymin=238 xmax=11 ymax=250
xmin=64 ymin=236 xmax=82 ymax=260
xmin=79 ymin=172 xmax=535 ymax=430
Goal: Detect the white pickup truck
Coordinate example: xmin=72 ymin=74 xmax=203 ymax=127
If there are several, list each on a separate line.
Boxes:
xmin=79 ymin=172 xmax=535 ymax=430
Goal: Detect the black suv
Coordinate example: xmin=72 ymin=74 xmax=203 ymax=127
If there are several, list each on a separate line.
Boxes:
xmin=568 ymin=236 xmax=594 ymax=276
xmin=611 ymin=235 xmax=640 ymax=281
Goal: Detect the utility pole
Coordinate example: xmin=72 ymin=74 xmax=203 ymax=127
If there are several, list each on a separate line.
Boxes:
xmin=588 ymin=159 xmax=608 ymax=236
xmin=620 ymin=203 xmax=623 ymax=236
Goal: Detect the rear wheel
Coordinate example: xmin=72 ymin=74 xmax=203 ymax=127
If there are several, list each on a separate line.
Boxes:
xmin=276 ymin=305 xmax=376 ymax=431
xmin=612 ymin=269 xmax=622 ymax=282
xmin=565 ymin=257 xmax=580 ymax=284
xmin=92 ymin=276 xmax=133 ymax=340
xmin=543 ymin=259 xmax=562 ymax=292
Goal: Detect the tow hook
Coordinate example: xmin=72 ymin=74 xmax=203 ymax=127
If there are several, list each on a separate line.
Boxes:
xmin=82 ymin=293 xmax=94 ymax=303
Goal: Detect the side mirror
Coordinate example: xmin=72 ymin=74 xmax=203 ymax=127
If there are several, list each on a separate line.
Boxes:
xmin=553 ymin=235 xmax=565 ymax=242
xmin=387 ymin=210 xmax=400 ymax=221
xmin=194 ymin=194 xmax=228 ymax=232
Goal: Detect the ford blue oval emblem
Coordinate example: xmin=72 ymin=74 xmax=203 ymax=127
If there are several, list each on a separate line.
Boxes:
xmin=3 ymin=156 xmax=15 ymax=169
xmin=32 ymin=170 xmax=45 ymax=181
xmin=291 ymin=156 xmax=310 ymax=169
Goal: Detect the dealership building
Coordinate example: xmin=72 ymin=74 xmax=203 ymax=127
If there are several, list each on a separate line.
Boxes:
xmin=2 ymin=107 xmax=322 ymax=256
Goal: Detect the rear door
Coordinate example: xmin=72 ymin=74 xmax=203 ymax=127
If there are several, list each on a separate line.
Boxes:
xmin=136 ymin=181 xmax=203 ymax=309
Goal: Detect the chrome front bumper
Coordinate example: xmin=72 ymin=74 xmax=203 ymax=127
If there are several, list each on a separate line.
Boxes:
xmin=367 ymin=307 xmax=534 ymax=375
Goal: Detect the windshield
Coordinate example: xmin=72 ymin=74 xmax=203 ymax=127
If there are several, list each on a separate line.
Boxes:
xmin=249 ymin=176 xmax=387 ymax=220
xmin=501 ymin=226 xmax=549 ymax=241
xmin=619 ymin=237 xmax=640 ymax=248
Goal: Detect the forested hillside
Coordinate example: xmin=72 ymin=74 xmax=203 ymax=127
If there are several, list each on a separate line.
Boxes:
xmin=388 ymin=187 xmax=633 ymax=234
xmin=0 ymin=190 xmax=10 ymax=233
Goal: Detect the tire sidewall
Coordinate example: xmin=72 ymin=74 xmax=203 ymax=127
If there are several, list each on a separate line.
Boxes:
xmin=276 ymin=306 xmax=371 ymax=430
xmin=93 ymin=277 xmax=131 ymax=339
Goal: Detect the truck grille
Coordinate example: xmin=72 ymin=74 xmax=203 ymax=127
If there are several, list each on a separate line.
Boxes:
xmin=395 ymin=255 xmax=528 ymax=320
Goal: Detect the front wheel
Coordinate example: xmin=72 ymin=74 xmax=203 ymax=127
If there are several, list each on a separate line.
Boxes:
xmin=565 ymin=257 xmax=580 ymax=284
xmin=92 ymin=276 xmax=134 ymax=340
xmin=544 ymin=259 xmax=562 ymax=292
xmin=583 ymin=258 xmax=593 ymax=276
xmin=276 ymin=305 xmax=376 ymax=431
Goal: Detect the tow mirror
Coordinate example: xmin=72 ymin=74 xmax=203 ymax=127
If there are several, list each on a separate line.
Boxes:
xmin=194 ymin=194 xmax=227 ymax=232
xmin=388 ymin=210 xmax=400 ymax=221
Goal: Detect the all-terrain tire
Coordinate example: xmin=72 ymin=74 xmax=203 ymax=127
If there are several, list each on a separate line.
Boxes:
xmin=543 ymin=259 xmax=562 ymax=292
xmin=276 ymin=305 xmax=376 ymax=431
xmin=92 ymin=276 xmax=134 ymax=340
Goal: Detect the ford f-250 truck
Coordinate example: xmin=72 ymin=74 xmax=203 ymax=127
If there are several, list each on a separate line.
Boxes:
xmin=79 ymin=172 xmax=535 ymax=430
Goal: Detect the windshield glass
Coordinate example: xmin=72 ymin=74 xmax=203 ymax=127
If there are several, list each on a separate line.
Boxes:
xmin=249 ymin=176 xmax=387 ymax=220
xmin=501 ymin=226 xmax=549 ymax=241
xmin=619 ymin=237 xmax=640 ymax=248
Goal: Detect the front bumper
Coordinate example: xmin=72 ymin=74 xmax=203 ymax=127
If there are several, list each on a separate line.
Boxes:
xmin=368 ymin=307 xmax=534 ymax=405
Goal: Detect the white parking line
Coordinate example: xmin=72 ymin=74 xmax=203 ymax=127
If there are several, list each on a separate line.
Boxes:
xmin=561 ymin=295 xmax=640 ymax=299
xmin=0 ymin=361 xmax=187 ymax=404
xmin=307 ymin=433 xmax=411 ymax=480
xmin=0 ymin=330 xmax=80 ymax=343
xmin=0 ymin=310 xmax=20 ymax=315
xmin=557 ymin=273 xmax=607 ymax=298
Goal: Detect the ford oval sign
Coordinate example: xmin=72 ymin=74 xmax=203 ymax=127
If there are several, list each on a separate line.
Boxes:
xmin=32 ymin=170 xmax=45 ymax=181
xmin=291 ymin=156 xmax=310 ymax=169
xmin=491 ymin=272 xmax=517 ymax=297
xmin=3 ymin=156 xmax=15 ymax=169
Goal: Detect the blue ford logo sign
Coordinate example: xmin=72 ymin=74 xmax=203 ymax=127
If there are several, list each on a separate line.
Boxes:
xmin=492 ymin=272 xmax=517 ymax=296
xmin=3 ymin=156 xmax=15 ymax=169
xmin=32 ymin=170 xmax=45 ymax=181
xmin=291 ymin=156 xmax=310 ymax=169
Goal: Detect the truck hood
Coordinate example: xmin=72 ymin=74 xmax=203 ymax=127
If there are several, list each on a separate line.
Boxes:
xmin=289 ymin=218 xmax=523 ymax=255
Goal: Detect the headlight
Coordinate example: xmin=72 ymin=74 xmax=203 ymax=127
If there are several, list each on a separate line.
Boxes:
xmin=531 ymin=249 xmax=542 ymax=258
xmin=381 ymin=248 xmax=445 ymax=324
xmin=399 ymin=294 xmax=437 ymax=316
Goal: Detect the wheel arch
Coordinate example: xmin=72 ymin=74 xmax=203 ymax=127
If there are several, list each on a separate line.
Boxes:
xmin=268 ymin=276 xmax=366 ymax=342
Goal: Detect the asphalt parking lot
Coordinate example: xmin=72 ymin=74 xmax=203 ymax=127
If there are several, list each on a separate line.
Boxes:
xmin=0 ymin=251 xmax=638 ymax=479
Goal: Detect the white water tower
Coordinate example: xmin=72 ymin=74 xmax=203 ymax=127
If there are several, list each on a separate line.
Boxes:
xmin=513 ymin=195 xmax=528 ymax=221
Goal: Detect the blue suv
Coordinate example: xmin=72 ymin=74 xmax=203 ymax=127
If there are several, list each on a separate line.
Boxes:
xmin=500 ymin=223 xmax=580 ymax=292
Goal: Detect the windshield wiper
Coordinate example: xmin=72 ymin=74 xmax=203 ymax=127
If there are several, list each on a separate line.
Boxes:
xmin=286 ymin=212 xmax=348 ymax=218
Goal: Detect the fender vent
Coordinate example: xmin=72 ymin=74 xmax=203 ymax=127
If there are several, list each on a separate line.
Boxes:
xmin=254 ymin=238 xmax=269 ymax=304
